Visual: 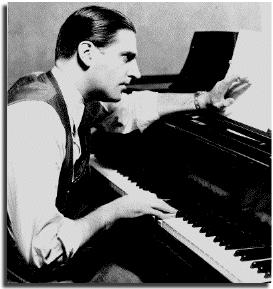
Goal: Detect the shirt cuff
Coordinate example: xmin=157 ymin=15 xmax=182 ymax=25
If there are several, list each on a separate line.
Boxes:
xmin=31 ymin=217 xmax=81 ymax=268
xmin=128 ymin=90 xmax=160 ymax=132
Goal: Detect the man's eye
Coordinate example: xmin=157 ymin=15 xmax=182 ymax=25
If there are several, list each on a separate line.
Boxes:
xmin=122 ymin=54 xmax=134 ymax=63
xmin=122 ymin=55 xmax=130 ymax=63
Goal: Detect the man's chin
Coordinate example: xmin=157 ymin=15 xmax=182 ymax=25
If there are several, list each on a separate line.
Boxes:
xmin=108 ymin=97 xmax=121 ymax=103
xmin=84 ymin=89 xmax=122 ymax=103
xmin=106 ymin=90 xmax=122 ymax=102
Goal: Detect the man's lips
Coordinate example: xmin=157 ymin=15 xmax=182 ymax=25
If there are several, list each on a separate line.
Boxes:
xmin=119 ymin=85 xmax=127 ymax=94
xmin=120 ymin=79 xmax=131 ymax=85
xmin=119 ymin=82 xmax=130 ymax=91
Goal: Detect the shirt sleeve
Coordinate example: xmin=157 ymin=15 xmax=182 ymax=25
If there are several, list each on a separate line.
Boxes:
xmin=7 ymin=101 xmax=82 ymax=268
xmin=100 ymin=90 xmax=160 ymax=133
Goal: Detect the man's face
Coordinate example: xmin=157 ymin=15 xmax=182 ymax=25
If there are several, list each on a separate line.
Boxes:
xmin=88 ymin=29 xmax=141 ymax=102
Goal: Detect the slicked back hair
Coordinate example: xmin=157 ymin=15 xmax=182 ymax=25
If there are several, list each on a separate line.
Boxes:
xmin=55 ymin=5 xmax=136 ymax=61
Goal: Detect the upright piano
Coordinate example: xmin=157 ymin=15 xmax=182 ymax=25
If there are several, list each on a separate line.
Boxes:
xmin=89 ymin=32 xmax=271 ymax=283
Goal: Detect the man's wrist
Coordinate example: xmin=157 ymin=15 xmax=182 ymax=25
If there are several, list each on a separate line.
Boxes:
xmin=76 ymin=203 xmax=117 ymax=246
xmin=98 ymin=202 xmax=117 ymax=229
xmin=194 ymin=91 xmax=209 ymax=109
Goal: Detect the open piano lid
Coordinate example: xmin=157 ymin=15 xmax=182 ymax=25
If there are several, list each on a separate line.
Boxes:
xmin=169 ymin=30 xmax=271 ymax=133
xmin=169 ymin=31 xmax=239 ymax=93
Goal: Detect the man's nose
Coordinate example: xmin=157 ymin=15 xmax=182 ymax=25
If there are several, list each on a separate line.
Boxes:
xmin=128 ymin=60 xmax=141 ymax=79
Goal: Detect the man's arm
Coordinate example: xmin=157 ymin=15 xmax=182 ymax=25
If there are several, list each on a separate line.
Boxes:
xmin=156 ymin=75 xmax=251 ymax=117
xmin=75 ymin=193 xmax=177 ymax=248
xmin=74 ymin=75 xmax=251 ymax=249
xmin=8 ymin=101 xmax=68 ymax=266
xmin=100 ymin=75 xmax=250 ymax=134
xmin=156 ymin=92 xmax=196 ymax=116
xmin=8 ymin=101 xmax=176 ymax=268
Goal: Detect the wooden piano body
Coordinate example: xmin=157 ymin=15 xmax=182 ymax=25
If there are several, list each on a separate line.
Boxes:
xmin=90 ymin=110 xmax=271 ymax=283
xmin=89 ymin=31 xmax=271 ymax=283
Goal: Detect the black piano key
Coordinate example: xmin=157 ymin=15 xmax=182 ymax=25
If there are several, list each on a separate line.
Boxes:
xmin=233 ymin=246 xmax=265 ymax=255
xmin=169 ymin=198 xmax=271 ymax=257
xmin=218 ymin=235 xmax=258 ymax=249
xmin=175 ymin=210 xmax=184 ymax=218
xmin=221 ymin=234 xmax=268 ymax=249
xmin=209 ymin=218 xmax=270 ymax=249
xmin=200 ymin=220 xmax=241 ymax=239
xmin=250 ymin=259 xmax=271 ymax=275
xmin=198 ymin=216 xmax=226 ymax=232
xmin=225 ymin=243 xmax=267 ymax=250
xmin=228 ymin=226 xmax=271 ymax=249
xmin=204 ymin=224 xmax=230 ymax=237
xmin=213 ymin=230 xmax=252 ymax=244
xmin=234 ymin=247 xmax=271 ymax=261
xmin=186 ymin=213 xmax=214 ymax=226
xmin=175 ymin=204 xmax=204 ymax=220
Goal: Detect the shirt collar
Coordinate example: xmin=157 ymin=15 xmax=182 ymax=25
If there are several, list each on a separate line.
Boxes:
xmin=51 ymin=66 xmax=84 ymax=132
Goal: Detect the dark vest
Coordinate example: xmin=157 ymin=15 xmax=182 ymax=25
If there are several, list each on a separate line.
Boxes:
xmin=7 ymin=71 xmax=110 ymax=282
xmin=8 ymin=71 xmax=108 ymax=218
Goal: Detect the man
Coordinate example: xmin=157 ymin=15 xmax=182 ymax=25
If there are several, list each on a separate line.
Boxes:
xmin=7 ymin=5 xmax=250 ymax=283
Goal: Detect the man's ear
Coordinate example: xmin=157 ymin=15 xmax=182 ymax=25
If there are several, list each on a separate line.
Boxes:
xmin=77 ymin=41 xmax=99 ymax=68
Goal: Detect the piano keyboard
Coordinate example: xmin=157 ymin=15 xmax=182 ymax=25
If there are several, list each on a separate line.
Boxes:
xmin=89 ymin=155 xmax=271 ymax=283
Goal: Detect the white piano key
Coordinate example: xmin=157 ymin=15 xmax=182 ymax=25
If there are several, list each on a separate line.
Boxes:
xmin=90 ymin=155 xmax=151 ymax=196
xmin=161 ymin=217 xmax=269 ymax=283
xmin=89 ymin=155 xmax=271 ymax=283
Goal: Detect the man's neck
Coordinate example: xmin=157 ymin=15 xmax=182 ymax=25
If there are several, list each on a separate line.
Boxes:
xmin=55 ymin=58 xmax=86 ymax=97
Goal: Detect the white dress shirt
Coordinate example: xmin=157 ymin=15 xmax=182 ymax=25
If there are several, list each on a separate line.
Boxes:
xmin=101 ymin=90 xmax=159 ymax=133
xmin=8 ymin=67 xmax=85 ymax=267
xmin=7 ymin=67 xmax=160 ymax=268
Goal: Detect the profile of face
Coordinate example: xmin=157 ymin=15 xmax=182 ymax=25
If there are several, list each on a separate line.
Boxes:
xmin=86 ymin=29 xmax=141 ymax=102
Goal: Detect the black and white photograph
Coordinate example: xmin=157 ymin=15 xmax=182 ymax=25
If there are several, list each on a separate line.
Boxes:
xmin=7 ymin=2 xmax=271 ymax=284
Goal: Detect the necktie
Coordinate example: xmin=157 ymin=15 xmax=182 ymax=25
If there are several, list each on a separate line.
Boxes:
xmin=72 ymin=124 xmax=76 ymax=137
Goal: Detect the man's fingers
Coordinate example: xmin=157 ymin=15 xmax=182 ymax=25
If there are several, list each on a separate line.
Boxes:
xmin=212 ymin=98 xmax=234 ymax=109
xmin=228 ymin=82 xmax=252 ymax=100
xmin=140 ymin=192 xmax=158 ymax=199
xmin=228 ymin=78 xmax=250 ymax=92
xmin=149 ymin=209 xmax=176 ymax=220
xmin=209 ymin=75 xmax=251 ymax=108
xmin=217 ymin=75 xmax=249 ymax=95
xmin=225 ymin=75 xmax=249 ymax=87
xmin=151 ymin=199 xmax=177 ymax=214
xmin=214 ymin=76 xmax=238 ymax=93
xmin=224 ymin=98 xmax=235 ymax=107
